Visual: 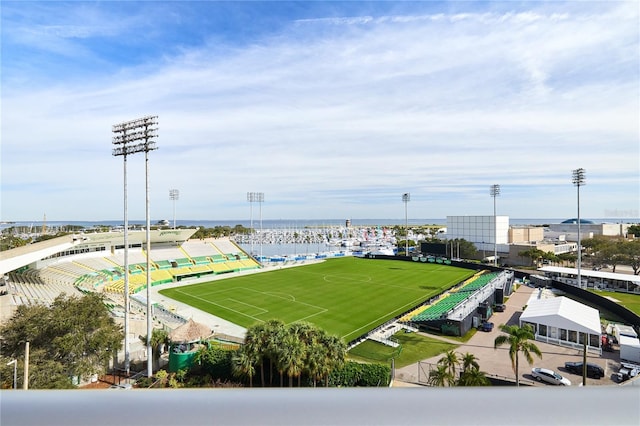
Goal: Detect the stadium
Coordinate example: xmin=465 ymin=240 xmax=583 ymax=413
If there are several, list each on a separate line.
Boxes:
xmin=0 ymin=227 xmax=515 ymax=367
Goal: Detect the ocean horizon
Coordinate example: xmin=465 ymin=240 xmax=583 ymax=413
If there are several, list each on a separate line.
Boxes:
xmin=1 ymin=217 xmax=638 ymax=230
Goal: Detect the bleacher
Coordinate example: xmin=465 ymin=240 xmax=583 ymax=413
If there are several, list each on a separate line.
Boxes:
xmin=411 ymin=271 xmax=504 ymax=322
xmin=457 ymin=272 xmax=499 ymax=293
xmin=7 ymin=237 xmax=260 ymax=301
xmin=7 ymin=275 xmax=83 ymax=306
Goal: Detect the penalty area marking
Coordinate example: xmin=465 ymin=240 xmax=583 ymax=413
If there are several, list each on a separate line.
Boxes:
xmin=225 ymin=298 xmax=269 ymax=315
xmin=323 ymin=273 xmax=372 ymax=284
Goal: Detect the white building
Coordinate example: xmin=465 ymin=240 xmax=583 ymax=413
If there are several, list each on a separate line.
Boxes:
xmin=520 ymin=294 xmax=602 ymax=354
xmin=446 ymin=215 xmax=509 ymax=256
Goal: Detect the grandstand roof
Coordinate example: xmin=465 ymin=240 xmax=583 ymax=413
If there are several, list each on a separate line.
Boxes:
xmin=0 ymin=229 xmax=198 ymax=276
xmin=0 ymin=235 xmax=77 ymax=275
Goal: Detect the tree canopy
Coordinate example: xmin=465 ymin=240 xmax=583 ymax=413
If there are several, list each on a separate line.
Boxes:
xmin=0 ymin=292 xmax=123 ymax=389
xmin=236 ymin=320 xmax=346 ymax=387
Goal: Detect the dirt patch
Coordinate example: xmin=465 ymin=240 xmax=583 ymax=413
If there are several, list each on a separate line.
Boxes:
xmin=81 ymin=374 xmax=127 ymax=389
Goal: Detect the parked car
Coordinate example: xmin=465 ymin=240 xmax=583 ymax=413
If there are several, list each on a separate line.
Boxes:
xmin=531 ymin=368 xmax=571 ymax=386
xmin=493 ymin=304 xmax=506 ymax=312
xmin=478 ymin=322 xmax=494 ymax=332
xmin=564 ymin=361 xmax=604 ymax=379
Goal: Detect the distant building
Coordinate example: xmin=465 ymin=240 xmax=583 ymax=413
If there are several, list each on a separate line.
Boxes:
xmin=446 ymin=216 xmax=509 ymax=260
xmin=508 ymin=226 xmax=544 ymax=244
xmin=548 ymin=219 xmax=635 ymax=241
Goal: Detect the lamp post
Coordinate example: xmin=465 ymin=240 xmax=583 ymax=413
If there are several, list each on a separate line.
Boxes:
xmin=113 ymin=115 xmax=158 ymax=378
xmin=490 ymin=184 xmax=500 ymax=267
xmin=572 ymin=168 xmax=586 ymax=289
xmin=402 ymin=193 xmax=410 ymax=256
xmin=169 ymin=189 xmax=179 ymax=229
xmin=6 ymin=359 xmax=17 ymax=389
xmin=247 ymin=192 xmax=264 ymax=258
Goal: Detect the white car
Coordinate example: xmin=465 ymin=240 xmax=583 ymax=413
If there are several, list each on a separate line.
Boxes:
xmin=531 ymin=368 xmax=571 ymax=386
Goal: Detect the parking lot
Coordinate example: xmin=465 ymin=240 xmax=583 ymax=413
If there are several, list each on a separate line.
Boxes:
xmin=394 ymin=284 xmax=621 ymax=387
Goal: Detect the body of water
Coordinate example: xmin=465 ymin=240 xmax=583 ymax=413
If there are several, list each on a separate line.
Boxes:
xmin=2 ymin=217 xmax=638 ymax=231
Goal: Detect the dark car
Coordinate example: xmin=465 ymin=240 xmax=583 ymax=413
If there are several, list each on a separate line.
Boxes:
xmin=564 ymin=361 xmax=604 ymax=379
xmin=494 ymin=304 xmax=506 ymax=312
xmin=478 ymin=322 xmax=494 ymax=332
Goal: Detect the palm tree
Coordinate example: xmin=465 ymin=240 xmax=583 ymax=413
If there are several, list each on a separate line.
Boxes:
xmin=428 ymin=364 xmax=453 ymax=387
xmin=280 ymin=335 xmax=305 ymax=387
xmin=140 ymin=329 xmax=169 ymax=372
xmin=437 ymin=350 xmax=459 ymax=386
xmin=264 ymin=319 xmax=286 ymax=386
xmin=243 ymin=323 xmax=266 ymax=387
xmin=458 ymin=367 xmax=490 ymax=386
xmin=306 ymin=343 xmax=328 ymax=387
xmin=322 ymin=334 xmax=346 ymax=387
xmin=232 ymin=346 xmax=256 ymax=387
xmin=494 ymin=324 xmax=542 ymax=386
xmin=460 ymin=352 xmax=479 ymax=373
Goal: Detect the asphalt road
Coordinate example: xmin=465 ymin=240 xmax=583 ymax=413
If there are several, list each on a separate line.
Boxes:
xmin=394 ymin=284 xmax=621 ymax=387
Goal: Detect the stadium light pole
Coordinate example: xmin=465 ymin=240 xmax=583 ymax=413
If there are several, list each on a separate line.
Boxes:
xmin=402 ymin=193 xmax=410 ymax=255
xmin=490 ymin=184 xmax=500 ymax=267
xmin=572 ymin=168 xmax=585 ymax=289
xmin=247 ymin=192 xmax=264 ymax=258
xmin=247 ymin=193 xmax=255 ymax=255
xmin=257 ymin=193 xmax=264 ymax=260
xmin=113 ymin=115 xmax=158 ymax=378
xmin=170 ymin=189 xmax=179 ymax=229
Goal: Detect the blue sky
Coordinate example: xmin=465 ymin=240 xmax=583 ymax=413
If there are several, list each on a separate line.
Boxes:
xmin=1 ymin=1 xmax=638 ymax=222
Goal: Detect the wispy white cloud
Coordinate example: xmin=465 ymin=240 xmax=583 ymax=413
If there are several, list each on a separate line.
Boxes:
xmin=1 ymin=1 xmax=638 ymax=221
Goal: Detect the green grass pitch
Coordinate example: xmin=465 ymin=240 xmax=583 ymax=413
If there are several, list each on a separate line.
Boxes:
xmin=159 ymin=257 xmax=475 ymax=342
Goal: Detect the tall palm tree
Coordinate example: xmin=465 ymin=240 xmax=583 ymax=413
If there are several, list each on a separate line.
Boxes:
xmin=288 ymin=322 xmax=316 ymax=387
xmin=243 ymin=323 xmax=266 ymax=387
xmin=428 ymin=364 xmax=453 ymax=387
xmin=460 ymin=352 xmax=480 ymax=373
xmin=232 ymin=346 xmax=256 ymax=387
xmin=319 ymin=333 xmax=346 ymax=387
xmin=280 ymin=335 xmax=305 ymax=387
xmin=306 ymin=343 xmax=328 ymax=387
xmin=494 ymin=324 xmax=542 ymax=386
xmin=264 ymin=319 xmax=286 ymax=386
xmin=437 ymin=350 xmax=459 ymax=386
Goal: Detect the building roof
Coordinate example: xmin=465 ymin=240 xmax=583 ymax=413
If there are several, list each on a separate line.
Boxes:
xmin=520 ymin=295 xmax=601 ymax=336
xmin=560 ymin=218 xmax=595 ymax=224
xmin=538 ymin=266 xmax=640 ymax=285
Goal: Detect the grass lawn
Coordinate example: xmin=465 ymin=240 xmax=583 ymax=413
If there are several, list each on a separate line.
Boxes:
xmin=348 ymin=331 xmax=458 ymax=368
xmin=591 ymin=290 xmax=640 ymax=316
xmin=159 ymin=257 xmax=475 ymax=342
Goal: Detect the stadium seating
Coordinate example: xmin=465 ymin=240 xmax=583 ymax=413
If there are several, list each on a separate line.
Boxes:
xmin=8 ymin=237 xmax=260 ymax=302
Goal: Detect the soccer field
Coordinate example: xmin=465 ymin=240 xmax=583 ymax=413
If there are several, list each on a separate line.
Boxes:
xmin=159 ymin=257 xmax=475 ymax=342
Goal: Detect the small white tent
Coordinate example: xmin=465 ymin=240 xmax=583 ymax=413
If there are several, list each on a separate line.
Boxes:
xmin=520 ymin=296 xmax=601 ymax=352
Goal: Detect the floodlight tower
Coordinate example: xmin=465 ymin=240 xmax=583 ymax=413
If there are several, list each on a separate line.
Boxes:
xmin=257 ymin=193 xmax=264 ymax=259
xmin=490 ymin=184 xmax=500 ymax=267
xmin=247 ymin=192 xmax=264 ymax=258
xmin=572 ymin=168 xmax=586 ymax=289
xmin=112 ymin=115 xmax=158 ymax=378
xmin=402 ymin=193 xmax=410 ymax=255
xmin=170 ymin=189 xmax=179 ymax=229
